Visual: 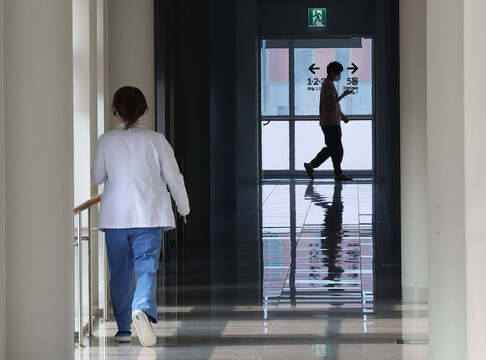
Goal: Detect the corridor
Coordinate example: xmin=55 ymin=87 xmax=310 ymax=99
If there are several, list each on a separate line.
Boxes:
xmin=3 ymin=0 xmax=486 ymax=358
xmin=74 ymin=180 xmax=428 ymax=360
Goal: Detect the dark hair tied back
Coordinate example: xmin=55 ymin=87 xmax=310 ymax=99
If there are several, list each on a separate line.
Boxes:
xmin=112 ymin=86 xmax=148 ymax=130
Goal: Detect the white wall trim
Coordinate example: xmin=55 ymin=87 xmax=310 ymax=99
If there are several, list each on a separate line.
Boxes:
xmin=0 ymin=0 xmax=5 ymax=358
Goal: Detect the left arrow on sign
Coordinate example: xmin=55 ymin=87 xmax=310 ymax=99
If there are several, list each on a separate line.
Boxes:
xmin=308 ymin=63 xmax=320 ymax=74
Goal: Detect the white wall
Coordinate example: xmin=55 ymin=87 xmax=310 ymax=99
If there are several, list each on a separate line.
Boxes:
xmin=107 ymin=0 xmax=155 ymax=131
xmin=3 ymin=1 xmax=74 ymax=359
xmin=400 ymin=0 xmax=428 ymax=304
xmin=427 ymin=0 xmax=467 ymax=358
xmin=400 ymin=3 xmax=429 ymax=357
xmin=464 ymin=0 xmax=486 ymax=357
xmin=401 ymin=0 xmax=486 ymax=358
xmin=0 ymin=0 xmax=5 ymax=358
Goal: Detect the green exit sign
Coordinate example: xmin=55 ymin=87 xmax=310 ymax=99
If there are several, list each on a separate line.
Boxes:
xmin=308 ymin=8 xmax=326 ymax=27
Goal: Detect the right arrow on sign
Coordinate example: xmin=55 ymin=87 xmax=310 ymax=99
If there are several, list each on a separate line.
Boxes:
xmin=347 ymin=63 xmax=359 ymax=74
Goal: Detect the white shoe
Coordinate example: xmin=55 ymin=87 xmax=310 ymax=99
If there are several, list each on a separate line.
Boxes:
xmin=132 ymin=310 xmax=157 ymax=347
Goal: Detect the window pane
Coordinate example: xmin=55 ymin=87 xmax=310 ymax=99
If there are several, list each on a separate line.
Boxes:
xmin=339 ymin=39 xmax=373 ymax=115
xmin=294 ymin=38 xmax=373 ymax=116
xmin=294 ymin=48 xmax=330 ymax=116
xmin=261 ymin=47 xmax=289 ymax=116
xmin=262 ymin=121 xmax=289 ymax=170
xmin=295 ymin=120 xmax=372 ymax=171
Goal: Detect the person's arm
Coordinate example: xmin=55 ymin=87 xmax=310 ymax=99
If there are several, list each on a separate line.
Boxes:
xmin=337 ymin=89 xmax=354 ymax=103
xmin=340 ymin=111 xmax=350 ymax=123
xmin=325 ymin=85 xmax=353 ymax=105
xmin=91 ymin=137 xmax=107 ymax=184
xmin=159 ymin=137 xmax=190 ymax=217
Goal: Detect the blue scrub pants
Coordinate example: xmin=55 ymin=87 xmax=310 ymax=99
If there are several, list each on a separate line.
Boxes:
xmin=105 ymin=227 xmax=162 ymax=332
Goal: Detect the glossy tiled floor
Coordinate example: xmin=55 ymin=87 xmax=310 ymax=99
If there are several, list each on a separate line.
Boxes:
xmin=262 ymin=182 xmax=373 ymax=311
xmin=75 ymin=180 xmax=428 ymax=359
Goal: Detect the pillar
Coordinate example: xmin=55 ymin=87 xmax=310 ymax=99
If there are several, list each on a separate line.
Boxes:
xmin=399 ymin=1 xmax=429 ymax=356
xmin=3 ymin=1 xmax=74 ymax=359
xmin=463 ymin=0 xmax=486 ymax=358
xmin=400 ymin=0 xmax=428 ymax=305
xmin=427 ymin=0 xmax=486 ymax=358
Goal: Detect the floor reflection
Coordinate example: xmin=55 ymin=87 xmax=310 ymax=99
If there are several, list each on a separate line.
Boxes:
xmin=74 ymin=179 xmax=429 ymax=359
xmin=263 ymin=180 xmax=374 ymax=312
xmin=306 ymin=182 xmax=345 ymax=283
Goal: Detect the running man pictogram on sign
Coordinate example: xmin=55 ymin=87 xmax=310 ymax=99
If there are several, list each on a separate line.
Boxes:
xmin=308 ymin=8 xmax=327 ymax=27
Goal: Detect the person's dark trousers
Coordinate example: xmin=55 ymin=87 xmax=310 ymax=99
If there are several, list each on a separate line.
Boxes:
xmin=310 ymin=125 xmax=343 ymax=176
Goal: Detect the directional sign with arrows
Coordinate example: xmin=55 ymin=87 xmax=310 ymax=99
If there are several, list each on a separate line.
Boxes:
xmin=347 ymin=63 xmax=359 ymax=74
xmin=306 ymin=62 xmax=361 ymax=95
xmin=308 ymin=63 xmax=320 ymax=74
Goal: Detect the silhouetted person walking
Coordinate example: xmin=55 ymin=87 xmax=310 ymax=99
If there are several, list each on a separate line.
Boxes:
xmin=304 ymin=61 xmax=353 ymax=181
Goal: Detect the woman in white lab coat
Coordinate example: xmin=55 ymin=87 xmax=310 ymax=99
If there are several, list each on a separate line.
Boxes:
xmin=91 ymin=86 xmax=190 ymax=347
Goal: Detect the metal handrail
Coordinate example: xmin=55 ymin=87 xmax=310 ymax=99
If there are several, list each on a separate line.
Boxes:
xmin=73 ymin=194 xmax=101 ymax=348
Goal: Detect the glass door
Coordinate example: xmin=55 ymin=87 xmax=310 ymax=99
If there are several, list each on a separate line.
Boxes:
xmin=261 ymin=38 xmax=374 ymax=178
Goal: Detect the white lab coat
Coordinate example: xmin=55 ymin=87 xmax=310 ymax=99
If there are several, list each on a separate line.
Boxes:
xmin=91 ymin=123 xmax=190 ymax=231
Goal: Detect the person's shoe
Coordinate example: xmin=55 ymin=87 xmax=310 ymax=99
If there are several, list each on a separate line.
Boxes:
xmin=334 ymin=174 xmax=353 ymax=181
xmin=114 ymin=331 xmax=132 ymax=343
xmin=304 ymin=163 xmax=315 ymax=180
xmin=132 ymin=310 xmax=157 ymax=347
